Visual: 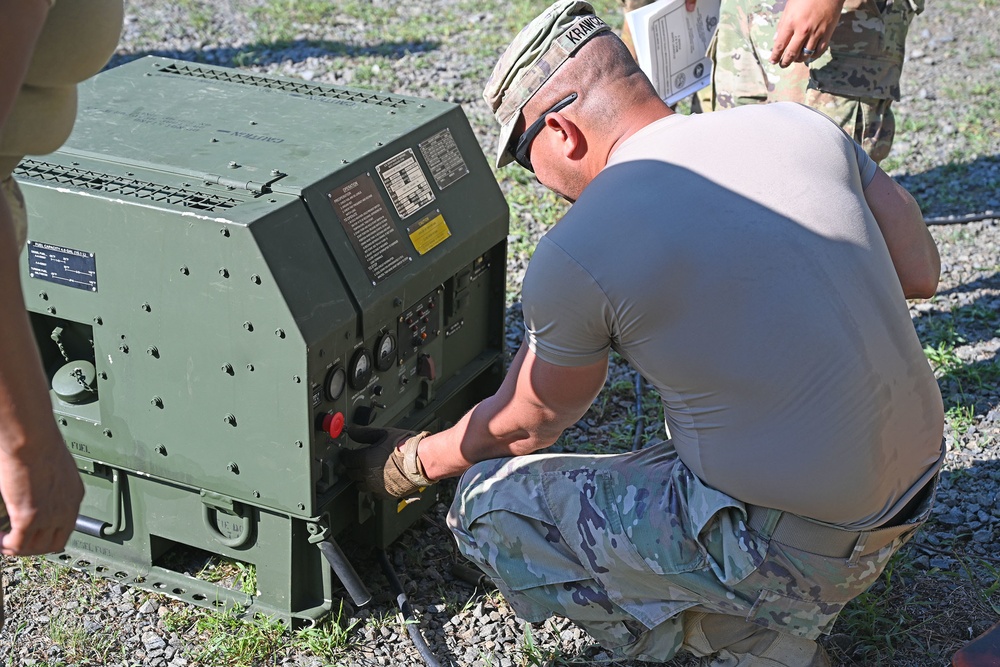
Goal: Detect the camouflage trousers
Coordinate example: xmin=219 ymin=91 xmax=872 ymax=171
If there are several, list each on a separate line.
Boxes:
xmin=448 ymin=442 xmax=933 ymax=662
xmin=710 ymin=0 xmax=921 ymax=163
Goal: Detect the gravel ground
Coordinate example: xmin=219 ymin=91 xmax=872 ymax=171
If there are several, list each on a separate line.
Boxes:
xmin=2 ymin=1 xmax=999 ymax=666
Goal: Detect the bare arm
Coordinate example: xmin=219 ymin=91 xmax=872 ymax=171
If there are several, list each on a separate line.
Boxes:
xmin=417 ymin=341 xmax=609 ymax=481
xmin=865 ymin=167 xmax=940 ymax=299
xmin=0 ymin=0 xmax=85 ymax=557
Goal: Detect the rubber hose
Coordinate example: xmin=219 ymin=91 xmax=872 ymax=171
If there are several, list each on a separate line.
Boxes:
xmin=377 ymin=549 xmax=442 ymax=667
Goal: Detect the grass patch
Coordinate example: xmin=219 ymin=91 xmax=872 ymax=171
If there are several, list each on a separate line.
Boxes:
xmin=291 ymin=601 xmax=360 ymax=657
xmin=190 ymin=607 xmax=287 ymax=666
xmin=247 ymin=0 xmax=345 ymax=43
xmin=835 ymin=554 xmax=938 ymax=664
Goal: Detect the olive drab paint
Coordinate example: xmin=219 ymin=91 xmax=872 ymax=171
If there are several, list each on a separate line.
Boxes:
xmin=15 ymin=57 xmax=508 ymax=626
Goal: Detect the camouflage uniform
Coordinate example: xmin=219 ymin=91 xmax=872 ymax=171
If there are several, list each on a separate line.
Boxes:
xmin=448 ymin=441 xmax=935 ymax=661
xmin=711 ymin=0 xmax=922 ymax=162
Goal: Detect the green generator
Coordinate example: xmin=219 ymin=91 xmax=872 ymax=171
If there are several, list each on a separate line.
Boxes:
xmin=15 ymin=57 xmax=508 ymax=626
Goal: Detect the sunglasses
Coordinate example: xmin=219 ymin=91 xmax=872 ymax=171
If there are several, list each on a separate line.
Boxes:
xmin=511 ymin=92 xmax=578 ymax=172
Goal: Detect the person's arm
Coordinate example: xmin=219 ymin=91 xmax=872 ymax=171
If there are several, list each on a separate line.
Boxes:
xmin=0 ymin=0 xmax=85 ymax=557
xmin=770 ymin=0 xmax=846 ymax=67
xmin=417 ymin=340 xmax=609 ymax=481
xmin=864 ymin=167 xmax=940 ymax=299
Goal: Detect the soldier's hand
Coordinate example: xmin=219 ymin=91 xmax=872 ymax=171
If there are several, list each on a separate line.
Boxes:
xmin=341 ymin=426 xmax=433 ymax=499
xmin=770 ymin=0 xmax=845 ymax=67
xmin=0 ymin=425 xmax=84 ymax=557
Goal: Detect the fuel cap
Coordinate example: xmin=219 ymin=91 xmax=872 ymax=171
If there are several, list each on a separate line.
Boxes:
xmin=52 ymin=360 xmax=98 ymax=404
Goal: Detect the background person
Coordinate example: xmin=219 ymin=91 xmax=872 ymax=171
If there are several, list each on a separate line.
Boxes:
xmin=0 ymin=0 xmax=123 ymax=628
xmin=618 ymin=0 xmax=921 ymax=162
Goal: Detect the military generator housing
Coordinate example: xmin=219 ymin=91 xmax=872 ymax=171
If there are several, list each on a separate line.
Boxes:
xmin=15 ymin=57 xmax=509 ymax=625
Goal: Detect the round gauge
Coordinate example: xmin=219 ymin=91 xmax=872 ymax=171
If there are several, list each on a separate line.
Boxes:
xmin=375 ymin=332 xmax=397 ymax=372
xmin=325 ymin=366 xmax=346 ymax=401
xmin=348 ymin=347 xmax=373 ymax=390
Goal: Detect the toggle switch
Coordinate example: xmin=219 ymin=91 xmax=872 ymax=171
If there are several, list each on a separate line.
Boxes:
xmin=417 ymin=354 xmax=436 ymax=381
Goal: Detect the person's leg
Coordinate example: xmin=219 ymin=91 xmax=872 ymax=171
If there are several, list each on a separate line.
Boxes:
xmin=682 ymin=608 xmax=832 ymax=666
xmin=448 ymin=444 xmax=764 ymax=661
xmin=711 ymin=0 xmax=784 ymax=109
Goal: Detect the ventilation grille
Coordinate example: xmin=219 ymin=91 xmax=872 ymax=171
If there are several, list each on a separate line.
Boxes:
xmin=15 ymin=160 xmax=243 ymax=212
xmin=157 ymin=62 xmax=410 ymax=109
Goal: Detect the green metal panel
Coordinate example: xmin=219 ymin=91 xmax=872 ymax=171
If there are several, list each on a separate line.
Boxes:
xmin=16 ymin=57 xmax=508 ymax=625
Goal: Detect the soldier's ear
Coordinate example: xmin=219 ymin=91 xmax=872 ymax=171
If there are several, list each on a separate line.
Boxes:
xmin=545 ymin=112 xmax=585 ymax=163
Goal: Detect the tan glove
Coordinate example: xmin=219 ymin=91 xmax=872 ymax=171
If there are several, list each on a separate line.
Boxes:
xmin=341 ymin=426 xmax=433 ymax=499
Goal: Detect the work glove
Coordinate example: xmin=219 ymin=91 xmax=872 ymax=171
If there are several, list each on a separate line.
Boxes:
xmin=341 ymin=426 xmax=433 ymax=500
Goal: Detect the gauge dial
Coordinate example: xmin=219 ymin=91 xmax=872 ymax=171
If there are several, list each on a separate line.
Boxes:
xmin=348 ymin=347 xmax=373 ymax=390
xmin=325 ymin=366 xmax=346 ymax=401
xmin=375 ymin=332 xmax=397 ymax=372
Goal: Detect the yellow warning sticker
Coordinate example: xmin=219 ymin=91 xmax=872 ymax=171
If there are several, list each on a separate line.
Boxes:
xmin=407 ymin=211 xmax=451 ymax=255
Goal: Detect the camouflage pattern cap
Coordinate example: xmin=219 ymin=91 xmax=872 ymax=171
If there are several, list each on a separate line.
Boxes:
xmin=483 ymin=0 xmax=610 ymax=168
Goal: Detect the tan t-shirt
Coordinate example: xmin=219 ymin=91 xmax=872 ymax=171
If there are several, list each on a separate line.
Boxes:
xmin=521 ymin=102 xmax=944 ymax=529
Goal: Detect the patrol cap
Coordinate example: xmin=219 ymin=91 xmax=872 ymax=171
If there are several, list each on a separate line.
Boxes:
xmin=483 ymin=0 xmax=610 ymax=168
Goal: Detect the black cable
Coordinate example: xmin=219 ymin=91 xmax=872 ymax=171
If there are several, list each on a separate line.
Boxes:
xmin=377 ymin=549 xmax=443 ymax=667
xmin=924 ymin=211 xmax=997 ymax=225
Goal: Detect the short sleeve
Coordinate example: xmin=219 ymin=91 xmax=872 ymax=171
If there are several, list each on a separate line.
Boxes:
xmin=520 ymin=236 xmax=616 ymax=367
xmin=854 ymin=140 xmax=878 ymax=189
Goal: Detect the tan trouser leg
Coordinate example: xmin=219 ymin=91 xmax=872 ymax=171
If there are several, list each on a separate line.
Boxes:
xmin=683 ymin=610 xmax=832 ymax=667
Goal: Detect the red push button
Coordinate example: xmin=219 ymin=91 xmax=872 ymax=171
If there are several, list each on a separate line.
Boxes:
xmin=322 ymin=412 xmax=345 ymax=438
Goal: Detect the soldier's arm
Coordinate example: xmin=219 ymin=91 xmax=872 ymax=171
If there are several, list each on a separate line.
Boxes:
xmin=0 ymin=0 xmax=85 ymax=557
xmin=417 ymin=341 xmax=608 ymax=481
xmin=865 ymin=167 xmax=940 ymax=299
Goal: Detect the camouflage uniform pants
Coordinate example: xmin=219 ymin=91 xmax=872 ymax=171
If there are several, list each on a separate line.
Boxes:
xmin=448 ymin=442 xmax=933 ymax=662
xmin=710 ymin=0 xmax=922 ymax=163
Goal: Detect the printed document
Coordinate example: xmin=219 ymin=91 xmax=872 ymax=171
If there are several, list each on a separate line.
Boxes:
xmin=625 ymin=0 xmax=721 ymax=106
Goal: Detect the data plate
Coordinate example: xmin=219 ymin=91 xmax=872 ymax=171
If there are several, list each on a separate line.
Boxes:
xmin=27 ymin=241 xmax=98 ymax=292
xmin=419 ymin=128 xmax=468 ymax=190
xmin=376 ymin=148 xmax=435 ymax=219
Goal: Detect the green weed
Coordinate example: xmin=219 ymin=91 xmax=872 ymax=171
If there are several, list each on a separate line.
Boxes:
xmin=946 ymin=403 xmax=977 ymax=434
xmin=190 ymin=607 xmax=287 ymax=666
xmin=292 ymin=601 xmax=359 ymax=657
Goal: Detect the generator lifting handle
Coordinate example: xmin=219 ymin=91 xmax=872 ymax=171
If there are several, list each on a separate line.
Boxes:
xmin=200 ymin=496 xmax=254 ymax=549
xmin=75 ymin=468 xmax=123 ymax=537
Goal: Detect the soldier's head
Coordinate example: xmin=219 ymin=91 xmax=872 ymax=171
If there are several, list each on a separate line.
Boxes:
xmin=483 ymin=0 xmax=667 ymax=201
